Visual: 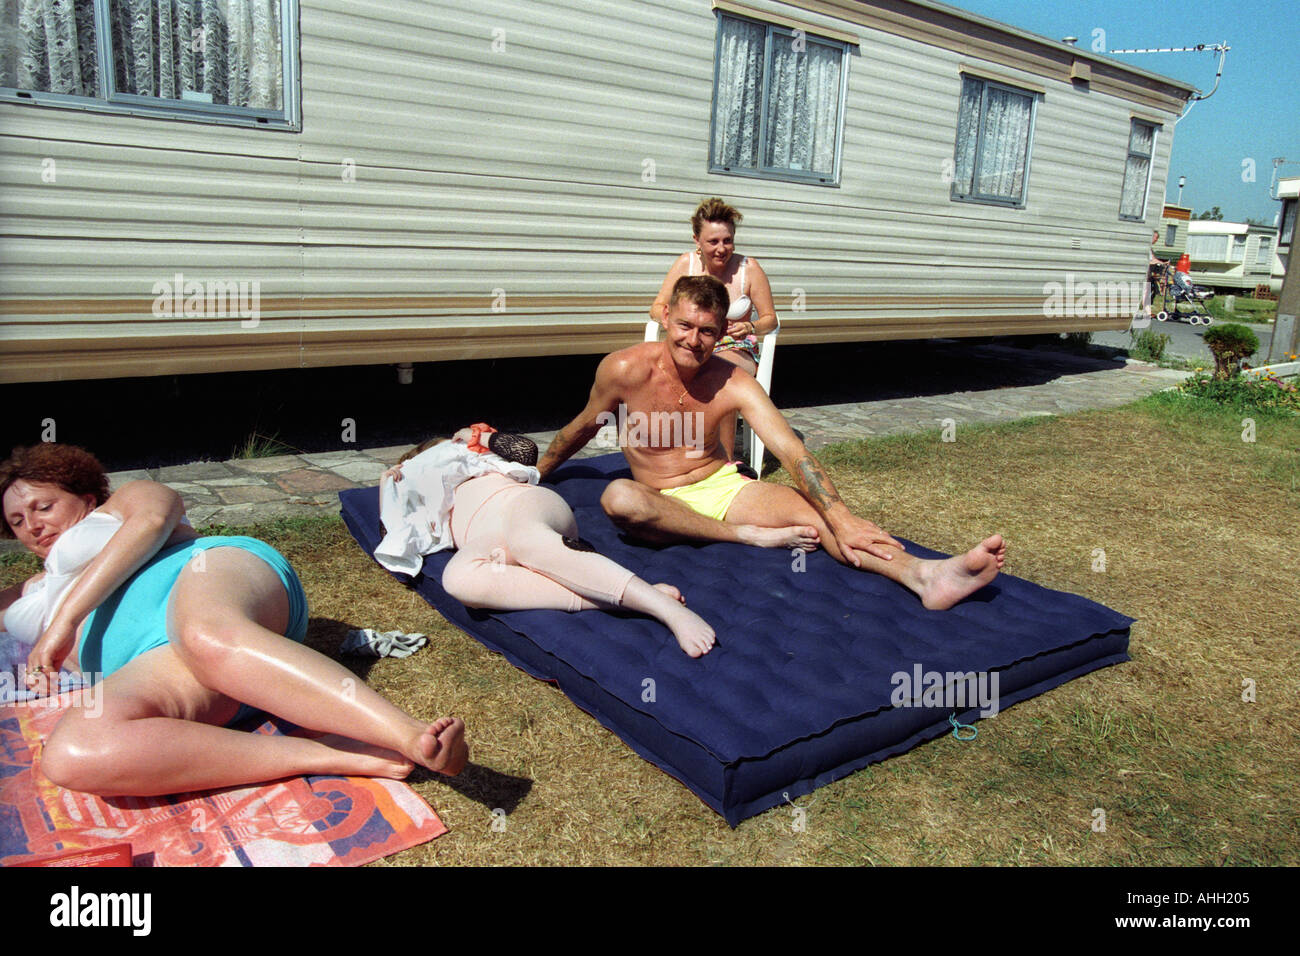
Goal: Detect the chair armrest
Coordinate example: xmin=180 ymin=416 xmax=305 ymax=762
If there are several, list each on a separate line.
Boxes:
xmin=754 ymin=329 xmax=779 ymax=394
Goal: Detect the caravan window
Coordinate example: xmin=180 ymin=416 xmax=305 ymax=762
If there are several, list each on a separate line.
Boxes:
xmin=1255 ymin=236 xmax=1272 ymax=265
xmin=1120 ymin=120 xmax=1158 ymax=220
xmin=709 ymin=13 xmax=849 ymax=186
xmin=0 ymin=1 xmax=299 ymax=130
xmin=950 ymin=76 xmax=1037 ymax=208
xmin=1187 ymin=235 xmax=1228 ymax=261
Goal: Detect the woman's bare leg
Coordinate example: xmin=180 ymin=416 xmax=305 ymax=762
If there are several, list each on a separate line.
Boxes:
xmin=39 ymin=645 xmax=429 ymax=796
xmin=38 ymin=547 xmax=468 ymax=795
xmin=157 ymin=548 xmax=466 ymax=776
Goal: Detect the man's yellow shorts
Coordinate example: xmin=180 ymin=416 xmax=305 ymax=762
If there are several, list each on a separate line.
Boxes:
xmin=659 ymin=463 xmax=754 ymax=521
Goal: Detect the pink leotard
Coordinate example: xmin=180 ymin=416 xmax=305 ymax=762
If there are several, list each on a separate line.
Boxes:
xmin=441 ymin=473 xmax=635 ymax=613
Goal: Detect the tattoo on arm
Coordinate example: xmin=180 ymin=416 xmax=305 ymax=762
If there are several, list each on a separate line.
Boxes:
xmin=539 ymin=421 xmax=598 ymax=476
xmin=794 ymin=455 xmax=843 ymax=514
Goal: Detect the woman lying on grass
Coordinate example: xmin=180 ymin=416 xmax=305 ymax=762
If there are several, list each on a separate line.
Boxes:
xmin=0 ymin=442 xmax=467 ymax=797
xmin=377 ymin=425 xmax=717 ymax=657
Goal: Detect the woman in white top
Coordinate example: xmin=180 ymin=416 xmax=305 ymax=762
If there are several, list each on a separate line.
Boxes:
xmin=650 ymin=198 xmax=779 ymax=460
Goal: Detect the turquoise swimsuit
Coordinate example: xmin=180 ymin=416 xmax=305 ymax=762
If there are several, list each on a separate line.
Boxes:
xmin=79 ymin=536 xmax=309 ymax=723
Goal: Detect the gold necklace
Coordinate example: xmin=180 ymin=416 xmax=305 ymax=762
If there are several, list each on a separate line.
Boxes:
xmin=657 ymin=360 xmax=689 ymax=406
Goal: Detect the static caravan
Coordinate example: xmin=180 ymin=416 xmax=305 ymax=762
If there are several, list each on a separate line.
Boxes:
xmin=0 ymin=0 xmax=1198 ymax=384
xmin=1156 ymin=203 xmax=1189 ymax=263
xmin=1186 ymin=221 xmax=1281 ymax=294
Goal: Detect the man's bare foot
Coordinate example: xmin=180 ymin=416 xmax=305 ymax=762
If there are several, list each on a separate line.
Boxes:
xmin=915 ymin=534 xmax=1006 ymax=610
xmin=652 ymin=582 xmax=686 ymax=604
xmin=309 ymin=733 xmax=415 ymax=779
xmin=413 ymin=717 xmax=469 ymax=776
xmin=661 ymin=603 xmax=717 ymax=657
xmin=735 ymin=524 xmax=819 ymax=551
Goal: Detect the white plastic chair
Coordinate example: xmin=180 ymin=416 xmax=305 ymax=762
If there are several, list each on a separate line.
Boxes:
xmin=644 ymin=319 xmax=780 ymax=478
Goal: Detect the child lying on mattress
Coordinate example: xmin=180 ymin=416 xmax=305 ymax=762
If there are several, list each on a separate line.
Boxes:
xmin=376 ymin=425 xmax=717 ymax=657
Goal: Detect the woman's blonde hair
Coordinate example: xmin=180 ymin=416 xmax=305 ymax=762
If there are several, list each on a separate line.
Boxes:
xmin=691 ymin=197 xmax=743 ymax=236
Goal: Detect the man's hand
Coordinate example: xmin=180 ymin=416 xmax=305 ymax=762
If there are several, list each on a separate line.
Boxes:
xmin=827 ymin=513 xmax=905 ymax=567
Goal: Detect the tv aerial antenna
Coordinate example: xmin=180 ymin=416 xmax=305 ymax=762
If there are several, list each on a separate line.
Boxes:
xmin=1104 ymin=41 xmax=1230 ymax=123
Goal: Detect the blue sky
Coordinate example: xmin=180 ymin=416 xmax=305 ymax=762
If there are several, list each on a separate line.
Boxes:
xmin=945 ymin=0 xmax=1299 ymax=225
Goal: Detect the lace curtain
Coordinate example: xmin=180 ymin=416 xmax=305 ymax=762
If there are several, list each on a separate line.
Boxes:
xmin=1120 ymin=121 xmax=1155 ymax=219
xmin=3 ymin=0 xmax=99 ymax=94
xmin=953 ymin=77 xmax=1033 ymax=202
xmin=2 ymin=0 xmax=280 ymax=109
xmin=711 ymin=17 xmax=766 ymax=170
xmin=764 ymin=34 xmax=840 ymax=173
xmin=712 ymin=16 xmax=842 ymax=177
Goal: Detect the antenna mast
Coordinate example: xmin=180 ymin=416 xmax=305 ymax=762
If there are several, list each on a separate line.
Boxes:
xmin=1104 ymin=41 xmax=1230 ymax=122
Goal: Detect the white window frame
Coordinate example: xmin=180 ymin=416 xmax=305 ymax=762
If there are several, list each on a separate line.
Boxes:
xmin=1255 ymin=236 xmax=1273 ymax=265
xmin=1281 ymin=199 xmax=1297 ymax=247
xmin=708 ymin=12 xmax=851 ymax=187
xmin=949 ymin=75 xmax=1039 ymax=209
xmin=1229 ymin=235 xmax=1246 ymax=263
xmin=0 ymin=0 xmax=300 ymax=131
xmin=1119 ymin=119 xmax=1158 ymax=222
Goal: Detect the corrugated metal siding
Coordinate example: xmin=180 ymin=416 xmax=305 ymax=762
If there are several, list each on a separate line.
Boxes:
xmin=0 ymin=0 xmax=1187 ymax=382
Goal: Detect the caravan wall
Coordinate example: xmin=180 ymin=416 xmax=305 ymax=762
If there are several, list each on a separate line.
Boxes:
xmin=0 ymin=0 xmax=1195 ymax=383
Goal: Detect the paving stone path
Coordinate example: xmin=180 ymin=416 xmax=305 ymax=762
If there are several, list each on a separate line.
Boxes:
xmin=0 ymin=345 xmax=1188 ymax=553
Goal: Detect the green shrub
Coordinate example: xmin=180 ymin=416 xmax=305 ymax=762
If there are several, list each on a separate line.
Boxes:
xmin=1175 ymin=371 xmax=1300 ymax=416
xmin=1130 ymin=329 xmax=1171 ymax=362
xmin=1201 ymin=323 xmax=1259 ymax=379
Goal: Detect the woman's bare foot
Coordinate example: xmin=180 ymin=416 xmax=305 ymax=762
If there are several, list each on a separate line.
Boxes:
xmin=736 ymin=524 xmax=820 ymax=551
xmin=661 ymin=603 xmax=717 ymax=657
xmin=308 ymin=733 xmax=415 ymax=779
xmin=914 ymin=534 xmax=1006 ymax=610
xmin=622 ymin=579 xmax=716 ymax=656
xmin=413 ymin=717 xmax=469 ymax=776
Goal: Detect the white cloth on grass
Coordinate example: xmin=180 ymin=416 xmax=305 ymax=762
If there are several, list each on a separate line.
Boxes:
xmin=374 ymin=440 xmax=539 ymax=575
xmin=341 ymin=628 xmax=428 ymax=659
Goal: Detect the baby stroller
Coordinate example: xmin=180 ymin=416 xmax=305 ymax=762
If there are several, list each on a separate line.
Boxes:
xmin=1152 ymin=261 xmax=1214 ymax=326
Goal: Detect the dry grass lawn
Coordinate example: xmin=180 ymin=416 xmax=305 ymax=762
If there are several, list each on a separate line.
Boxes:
xmin=4 ymin=392 xmax=1296 ymax=865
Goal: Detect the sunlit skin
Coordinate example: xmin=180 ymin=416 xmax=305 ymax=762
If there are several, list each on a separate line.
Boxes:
xmin=2 ymin=476 xmax=468 ymax=796
xmin=3 ymin=479 xmax=99 ymax=561
xmin=540 ymin=296 xmax=1007 ymax=610
xmin=650 ymin=217 xmax=781 ymax=457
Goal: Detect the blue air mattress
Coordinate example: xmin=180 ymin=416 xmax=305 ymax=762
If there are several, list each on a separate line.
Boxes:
xmin=339 ymin=454 xmax=1132 ymax=826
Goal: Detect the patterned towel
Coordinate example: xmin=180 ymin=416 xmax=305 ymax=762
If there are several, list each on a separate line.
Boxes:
xmin=0 ymin=692 xmax=447 ymax=867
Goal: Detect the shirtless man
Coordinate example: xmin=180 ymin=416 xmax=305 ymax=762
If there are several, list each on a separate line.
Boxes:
xmin=538 ymin=275 xmax=1006 ymax=610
